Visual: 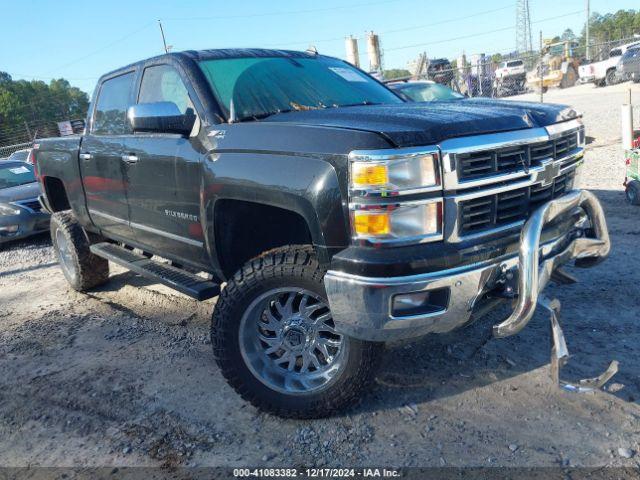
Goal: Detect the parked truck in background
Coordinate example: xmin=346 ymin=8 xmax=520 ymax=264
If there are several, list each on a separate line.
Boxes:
xmin=579 ymin=40 xmax=640 ymax=86
xmin=35 ymin=49 xmax=611 ymax=418
xmin=494 ymin=59 xmax=527 ymax=96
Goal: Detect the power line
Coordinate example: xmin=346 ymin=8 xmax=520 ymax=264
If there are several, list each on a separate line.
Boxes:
xmin=384 ymin=10 xmax=583 ymax=52
xmin=263 ymin=3 xmax=516 ymax=48
xmin=163 ymin=0 xmax=404 ymax=21
xmin=40 ymin=21 xmax=155 ymax=75
xmin=5 ymin=72 xmax=99 ymax=82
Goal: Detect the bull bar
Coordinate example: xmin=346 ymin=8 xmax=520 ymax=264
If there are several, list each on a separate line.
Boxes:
xmin=325 ymin=189 xmax=618 ymax=390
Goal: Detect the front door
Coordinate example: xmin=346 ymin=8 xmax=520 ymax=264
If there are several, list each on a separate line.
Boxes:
xmin=80 ymin=71 xmax=136 ymax=239
xmin=124 ymin=64 xmax=205 ymax=263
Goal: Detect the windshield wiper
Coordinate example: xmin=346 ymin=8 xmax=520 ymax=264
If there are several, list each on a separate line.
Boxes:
xmin=235 ymin=109 xmax=296 ymax=123
xmin=336 ymin=101 xmax=382 ymax=108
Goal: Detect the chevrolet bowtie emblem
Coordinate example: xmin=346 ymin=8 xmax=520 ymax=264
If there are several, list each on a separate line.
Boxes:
xmin=538 ymin=162 xmax=561 ymax=187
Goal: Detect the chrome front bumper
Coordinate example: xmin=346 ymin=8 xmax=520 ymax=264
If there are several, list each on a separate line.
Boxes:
xmin=324 ymin=190 xmax=610 ymax=342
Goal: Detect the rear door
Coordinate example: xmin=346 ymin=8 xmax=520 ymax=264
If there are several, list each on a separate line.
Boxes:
xmin=80 ymin=71 xmax=136 ymax=239
xmin=124 ymin=63 xmax=205 ymax=262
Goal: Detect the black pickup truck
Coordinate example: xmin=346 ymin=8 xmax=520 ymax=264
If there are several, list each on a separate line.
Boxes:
xmin=35 ymin=49 xmax=611 ymax=418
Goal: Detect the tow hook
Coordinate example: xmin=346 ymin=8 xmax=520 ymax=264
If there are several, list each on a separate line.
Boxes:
xmin=538 ymin=294 xmax=619 ymax=393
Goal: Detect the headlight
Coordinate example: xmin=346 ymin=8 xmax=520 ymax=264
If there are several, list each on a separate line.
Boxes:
xmin=0 ymin=204 xmax=21 ymax=216
xmin=348 ymin=147 xmax=443 ymax=245
xmin=349 ymin=149 xmax=440 ymax=196
xmin=351 ymin=200 xmax=443 ymax=244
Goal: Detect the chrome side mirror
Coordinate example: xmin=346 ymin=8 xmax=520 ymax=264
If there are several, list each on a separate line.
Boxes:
xmin=127 ymin=102 xmax=196 ymax=136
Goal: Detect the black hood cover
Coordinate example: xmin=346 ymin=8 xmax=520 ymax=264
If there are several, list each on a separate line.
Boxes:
xmin=263 ymin=98 xmax=579 ymax=147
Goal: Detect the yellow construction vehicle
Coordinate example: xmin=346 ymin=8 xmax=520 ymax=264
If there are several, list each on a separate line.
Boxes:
xmin=527 ymin=39 xmax=581 ymax=92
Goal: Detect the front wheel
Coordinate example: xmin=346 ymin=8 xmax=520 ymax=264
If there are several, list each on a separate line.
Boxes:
xmin=605 ymin=69 xmax=617 ymax=86
xmin=211 ymin=245 xmax=383 ymax=418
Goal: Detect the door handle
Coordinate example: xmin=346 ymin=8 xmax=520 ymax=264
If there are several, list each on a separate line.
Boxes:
xmin=79 ymin=153 xmax=92 ymax=160
xmin=121 ymin=154 xmax=139 ymax=164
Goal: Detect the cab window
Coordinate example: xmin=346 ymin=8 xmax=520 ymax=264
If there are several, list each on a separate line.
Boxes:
xmin=138 ymin=65 xmax=193 ymax=114
xmin=137 ymin=65 xmax=199 ymax=134
xmin=92 ymin=72 xmax=135 ymax=135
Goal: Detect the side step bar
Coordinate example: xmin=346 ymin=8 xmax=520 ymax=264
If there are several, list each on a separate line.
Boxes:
xmin=90 ymin=242 xmax=220 ymax=301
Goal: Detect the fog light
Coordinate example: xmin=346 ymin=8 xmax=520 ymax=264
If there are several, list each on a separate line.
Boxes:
xmin=392 ymin=288 xmax=450 ymax=317
xmin=0 ymin=225 xmax=19 ymax=236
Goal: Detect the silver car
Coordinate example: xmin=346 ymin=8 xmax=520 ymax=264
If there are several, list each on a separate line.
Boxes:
xmin=0 ymin=160 xmax=50 ymax=246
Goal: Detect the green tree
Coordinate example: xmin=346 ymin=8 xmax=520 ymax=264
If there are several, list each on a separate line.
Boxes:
xmin=580 ymin=9 xmax=640 ymax=45
xmin=382 ymin=69 xmax=411 ymax=80
xmin=0 ymin=72 xmax=89 ymax=142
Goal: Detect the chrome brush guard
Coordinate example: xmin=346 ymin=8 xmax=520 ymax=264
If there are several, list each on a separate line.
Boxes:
xmin=492 ymin=189 xmax=617 ymax=391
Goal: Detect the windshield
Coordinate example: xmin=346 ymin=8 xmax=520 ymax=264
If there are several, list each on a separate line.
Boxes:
xmin=506 ymin=60 xmax=523 ymax=67
xmin=622 ymin=48 xmax=640 ymax=60
xmin=199 ymin=56 xmax=402 ymax=121
xmin=395 ymin=83 xmax=463 ymax=102
xmin=7 ymin=150 xmax=29 ymax=162
xmin=0 ymin=162 xmax=36 ymax=189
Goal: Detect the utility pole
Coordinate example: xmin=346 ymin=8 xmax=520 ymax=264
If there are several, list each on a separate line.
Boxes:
xmin=585 ymin=0 xmax=590 ymax=61
xmin=539 ymin=30 xmax=544 ymax=104
xmin=158 ymin=19 xmax=168 ymax=54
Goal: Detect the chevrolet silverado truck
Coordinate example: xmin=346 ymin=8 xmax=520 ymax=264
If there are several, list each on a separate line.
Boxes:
xmin=35 ymin=49 xmax=611 ymax=418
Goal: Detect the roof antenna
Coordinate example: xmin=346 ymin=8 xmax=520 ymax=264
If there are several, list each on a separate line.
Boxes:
xmin=228 ymin=98 xmax=237 ymax=124
xmin=158 ymin=20 xmax=169 ymax=54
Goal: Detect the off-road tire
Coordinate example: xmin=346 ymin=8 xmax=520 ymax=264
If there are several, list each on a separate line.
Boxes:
xmin=50 ymin=211 xmax=109 ymax=291
xmin=625 ymin=181 xmax=640 ymax=206
xmin=560 ymin=66 xmax=577 ymax=89
xmin=211 ymin=245 xmax=383 ymax=418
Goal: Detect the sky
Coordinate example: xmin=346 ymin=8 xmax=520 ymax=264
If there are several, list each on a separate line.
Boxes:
xmin=0 ymin=0 xmax=638 ymax=94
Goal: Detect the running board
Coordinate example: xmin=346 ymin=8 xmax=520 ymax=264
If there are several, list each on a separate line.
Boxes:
xmin=90 ymin=242 xmax=219 ymax=300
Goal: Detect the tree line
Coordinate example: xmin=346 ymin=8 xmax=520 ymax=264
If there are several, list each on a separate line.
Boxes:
xmin=0 ymin=72 xmax=89 ymax=142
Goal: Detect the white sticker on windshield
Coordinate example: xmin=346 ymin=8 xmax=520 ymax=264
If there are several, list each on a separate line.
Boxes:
xmin=329 ymin=67 xmax=367 ymax=82
xmin=9 ymin=166 xmax=29 ymax=174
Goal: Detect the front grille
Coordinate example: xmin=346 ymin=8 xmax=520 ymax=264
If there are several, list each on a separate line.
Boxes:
xmin=459 ymin=170 xmax=575 ymax=234
xmin=457 ymin=130 xmax=579 ymax=181
xmin=18 ymin=199 xmax=42 ymax=212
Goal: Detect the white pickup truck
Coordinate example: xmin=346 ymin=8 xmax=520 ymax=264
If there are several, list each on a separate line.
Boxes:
xmin=579 ymin=41 xmax=640 ymax=86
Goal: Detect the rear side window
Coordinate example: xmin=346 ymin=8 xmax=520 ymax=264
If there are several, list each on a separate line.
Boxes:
xmin=138 ymin=65 xmax=192 ymax=114
xmin=92 ymin=72 xmax=135 ymax=135
xmin=610 ymin=49 xmax=622 ymax=57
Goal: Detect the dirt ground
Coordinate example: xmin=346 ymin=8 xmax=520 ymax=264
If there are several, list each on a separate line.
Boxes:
xmin=0 ymin=82 xmax=639 ymax=470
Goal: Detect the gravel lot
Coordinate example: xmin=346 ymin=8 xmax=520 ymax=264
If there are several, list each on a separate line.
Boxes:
xmin=0 ymin=81 xmax=639 ymax=470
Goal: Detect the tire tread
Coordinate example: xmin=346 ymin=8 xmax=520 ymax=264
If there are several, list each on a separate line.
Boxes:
xmin=51 ymin=211 xmax=109 ymax=291
xmin=211 ymin=244 xmax=382 ymax=419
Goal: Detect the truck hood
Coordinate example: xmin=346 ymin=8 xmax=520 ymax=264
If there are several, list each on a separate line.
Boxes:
xmin=263 ymin=98 xmax=579 ymax=147
xmin=0 ymin=182 xmax=41 ymax=202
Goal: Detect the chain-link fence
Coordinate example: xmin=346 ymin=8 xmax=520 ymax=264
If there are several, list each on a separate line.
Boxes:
xmin=0 ymin=118 xmax=84 ymax=159
xmin=396 ymin=36 xmax=640 ymax=100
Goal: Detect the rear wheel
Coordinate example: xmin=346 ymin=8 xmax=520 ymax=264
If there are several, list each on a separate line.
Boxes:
xmin=51 ymin=211 xmax=109 ymax=291
xmin=211 ymin=245 xmax=383 ymax=418
xmin=625 ymin=181 xmax=640 ymax=206
xmin=560 ymin=66 xmax=577 ymax=89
